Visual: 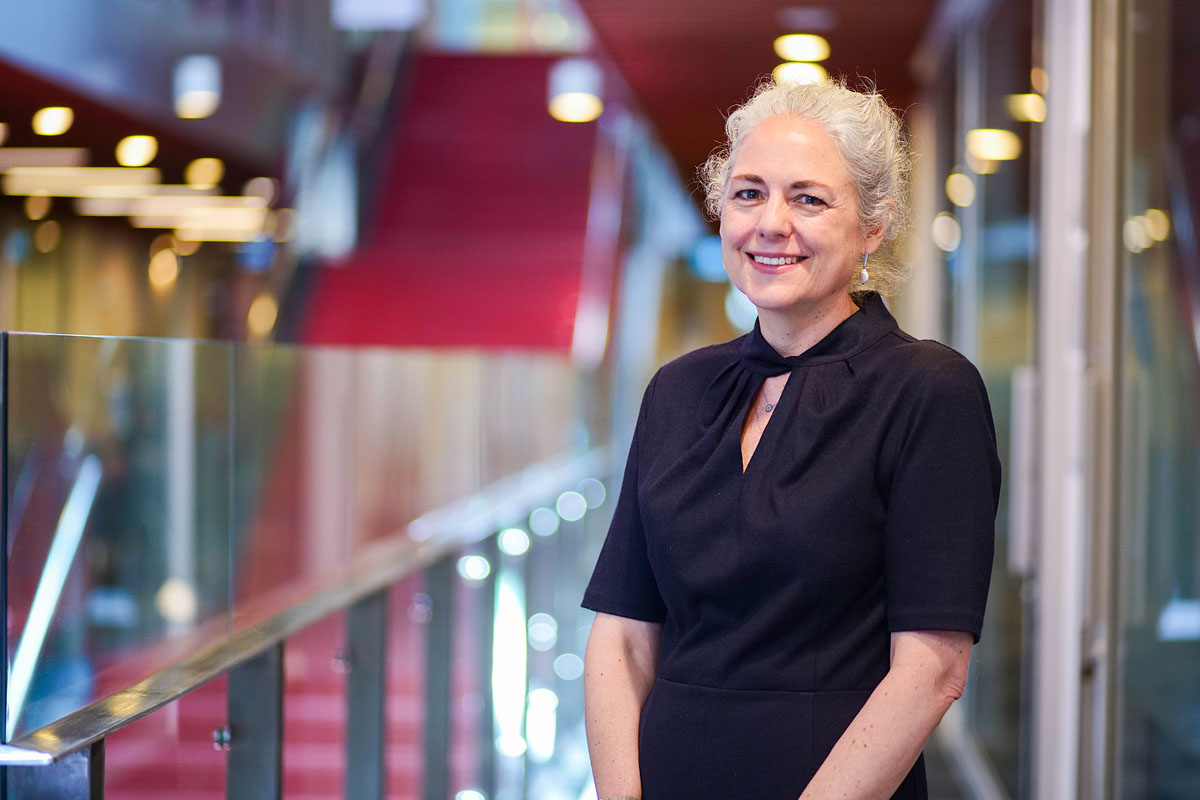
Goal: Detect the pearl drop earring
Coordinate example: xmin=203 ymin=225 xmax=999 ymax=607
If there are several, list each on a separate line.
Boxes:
xmin=858 ymin=251 xmax=870 ymax=285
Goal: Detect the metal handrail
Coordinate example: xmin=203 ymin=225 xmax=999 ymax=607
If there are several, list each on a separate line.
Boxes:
xmin=0 ymin=445 xmax=607 ymax=766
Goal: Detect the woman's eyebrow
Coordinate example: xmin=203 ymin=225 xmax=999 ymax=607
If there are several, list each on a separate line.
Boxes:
xmin=789 ymin=179 xmax=832 ymax=191
xmin=729 ymin=174 xmax=833 ymax=192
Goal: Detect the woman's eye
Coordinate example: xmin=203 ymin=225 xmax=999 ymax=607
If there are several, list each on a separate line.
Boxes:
xmin=795 ymin=194 xmax=825 ymax=206
xmin=733 ymin=188 xmax=763 ymax=201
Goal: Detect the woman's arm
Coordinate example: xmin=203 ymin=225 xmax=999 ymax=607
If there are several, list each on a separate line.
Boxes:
xmin=585 ymin=612 xmax=663 ymax=800
xmin=799 ymin=629 xmax=973 ymax=800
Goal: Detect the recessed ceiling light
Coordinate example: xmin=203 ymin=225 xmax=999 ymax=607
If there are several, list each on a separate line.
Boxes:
xmin=1006 ymin=94 xmax=1047 ymax=123
xmin=945 ymin=173 xmax=976 ymax=207
xmin=24 ymin=195 xmax=52 ymax=221
xmin=966 ymin=128 xmax=1022 ymax=161
xmin=773 ymin=33 xmax=830 ymax=62
xmin=116 ymin=135 xmax=158 ymax=167
xmin=186 ymin=158 xmax=224 ymax=189
xmin=549 ymin=93 xmax=603 ymax=123
xmin=32 ymin=107 xmax=74 ymax=136
xmin=773 ymin=62 xmax=829 ymax=85
xmin=548 ymin=58 xmax=604 ymax=123
xmin=242 ymin=176 xmax=278 ymax=203
xmin=174 ymin=55 xmax=221 ymax=119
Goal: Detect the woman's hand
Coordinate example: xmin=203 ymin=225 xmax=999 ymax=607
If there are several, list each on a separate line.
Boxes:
xmin=585 ymin=612 xmax=663 ymax=800
xmin=799 ymin=629 xmax=973 ymax=799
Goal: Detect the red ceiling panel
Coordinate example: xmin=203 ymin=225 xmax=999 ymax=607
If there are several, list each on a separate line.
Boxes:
xmin=574 ymin=0 xmax=938 ymax=179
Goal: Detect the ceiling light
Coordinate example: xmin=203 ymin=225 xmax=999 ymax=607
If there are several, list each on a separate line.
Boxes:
xmin=154 ymin=578 xmax=196 ymax=623
xmin=149 ymin=233 xmax=177 ymax=256
xmin=0 ymin=122 xmax=8 ymax=146
xmin=115 ymin=135 xmax=158 ymax=167
xmin=773 ymin=62 xmax=828 ymax=85
xmin=2 ymin=167 xmax=160 ymax=197
xmin=1006 ymin=94 xmax=1047 ymax=123
xmin=24 ymin=195 xmax=52 ymax=221
xmin=186 ymin=157 xmax=224 ymax=189
xmin=965 ymin=152 xmax=1000 ymax=175
xmin=966 ymin=128 xmax=1022 ymax=161
xmin=32 ymin=107 xmax=74 ymax=136
xmin=132 ymin=204 xmax=268 ymax=231
xmin=932 ymin=211 xmax=962 ymax=252
xmin=148 ymin=248 xmax=180 ymax=289
xmin=773 ymin=33 xmax=830 ymax=62
xmin=1144 ymin=208 xmax=1170 ymax=241
xmin=242 ymin=176 xmax=277 ymax=203
xmin=530 ymin=12 xmax=570 ymax=47
xmin=174 ymin=55 xmax=221 ymax=119
xmin=34 ymin=220 xmax=61 ymax=253
xmin=71 ymin=185 xmax=217 ymax=212
xmin=548 ymin=58 xmax=603 ymax=123
xmin=1123 ymin=216 xmax=1151 ymax=253
xmin=1031 ymin=67 xmax=1049 ymax=94
xmin=174 ymin=227 xmax=266 ymax=242
xmin=0 ymin=148 xmax=89 ymax=170
xmin=944 ymin=173 xmax=976 ymax=207
xmin=549 ymin=93 xmax=603 ymax=123
xmin=456 ymin=554 xmax=491 ymax=583
xmin=74 ymin=191 xmax=236 ymax=217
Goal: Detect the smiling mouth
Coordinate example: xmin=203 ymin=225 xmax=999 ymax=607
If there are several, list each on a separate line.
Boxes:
xmin=749 ymin=254 xmax=805 ymax=266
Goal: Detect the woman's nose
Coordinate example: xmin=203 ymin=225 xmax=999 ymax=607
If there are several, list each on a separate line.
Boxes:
xmin=756 ymin=196 xmax=791 ymax=237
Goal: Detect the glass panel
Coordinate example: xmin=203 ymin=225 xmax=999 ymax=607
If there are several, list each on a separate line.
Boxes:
xmin=2 ymin=325 xmax=589 ymax=761
xmin=1117 ymin=0 xmax=1200 ymax=794
xmin=104 ymin=674 xmax=229 ymax=798
xmin=349 ymin=351 xmax=425 ymax=549
xmin=962 ymin=0 xmax=1035 ymax=794
xmin=230 ymin=345 xmax=352 ymax=631
xmin=4 ymin=333 xmax=232 ymax=741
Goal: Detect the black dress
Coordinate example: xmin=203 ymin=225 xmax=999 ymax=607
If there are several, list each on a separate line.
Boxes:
xmin=582 ymin=293 xmax=1001 ymax=800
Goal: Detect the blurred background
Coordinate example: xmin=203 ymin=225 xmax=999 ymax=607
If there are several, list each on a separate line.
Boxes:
xmin=0 ymin=0 xmax=1197 ymax=798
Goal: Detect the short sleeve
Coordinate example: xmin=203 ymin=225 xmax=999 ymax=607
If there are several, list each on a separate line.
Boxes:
xmin=581 ymin=376 xmax=667 ymax=622
xmin=883 ymin=354 xmax=1001 ymax=643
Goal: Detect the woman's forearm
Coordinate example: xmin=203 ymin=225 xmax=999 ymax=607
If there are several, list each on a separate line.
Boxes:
xmin=584 ymin=613 xmax=662 ymax=799
xmin=799 ymin=630 xmax=973 ymax=800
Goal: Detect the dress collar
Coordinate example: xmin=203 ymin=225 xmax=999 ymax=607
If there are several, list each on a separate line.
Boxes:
xmin=739 ymin=292 xmax=900 ymax=376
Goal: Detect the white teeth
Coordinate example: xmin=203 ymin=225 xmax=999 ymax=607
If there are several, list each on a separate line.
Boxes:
xmin=751 ymin=254 xmax=802 ymax=266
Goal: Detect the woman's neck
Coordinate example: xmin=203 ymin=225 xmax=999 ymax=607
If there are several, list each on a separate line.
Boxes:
xmin=757 ymin=293 xmax=859 ymax=357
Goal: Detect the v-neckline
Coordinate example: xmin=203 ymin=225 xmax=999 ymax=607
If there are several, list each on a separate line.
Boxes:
xmin=740 ymin=372 xmax=792 ymax=474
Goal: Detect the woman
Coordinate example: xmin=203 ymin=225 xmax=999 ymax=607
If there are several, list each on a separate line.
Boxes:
xmin=582 ymin=78 xmax=1001 ymax=800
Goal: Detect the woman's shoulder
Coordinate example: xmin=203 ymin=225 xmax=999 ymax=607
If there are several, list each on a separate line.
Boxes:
xmin=875 ymin=330 xmax=985 ymax=377
xmin=869 ymin=331 xmax=992 ymax=410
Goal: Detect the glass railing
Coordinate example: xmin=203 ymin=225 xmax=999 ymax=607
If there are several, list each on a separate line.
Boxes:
xmin=1 ymin=330 xmax=598 ymax=760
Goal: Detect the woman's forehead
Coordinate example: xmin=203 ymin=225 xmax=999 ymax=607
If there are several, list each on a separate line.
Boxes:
xmin=730 ymin=115 xmax=851 ymax=186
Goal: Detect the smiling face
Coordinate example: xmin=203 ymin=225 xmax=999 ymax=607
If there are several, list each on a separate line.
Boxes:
xmin=720 ymin=114 xmax=884 ymax=329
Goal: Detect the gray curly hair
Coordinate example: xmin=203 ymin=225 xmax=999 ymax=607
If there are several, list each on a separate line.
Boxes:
xmin=699 ymin=77 xmax=913 ymax=296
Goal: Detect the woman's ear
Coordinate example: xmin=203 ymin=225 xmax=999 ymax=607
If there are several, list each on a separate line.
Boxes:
xmin=865 ymin=198 xmax=894 ymax=252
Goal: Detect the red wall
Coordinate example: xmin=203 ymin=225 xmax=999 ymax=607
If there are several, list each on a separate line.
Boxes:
xmin=305 ymin=54 xmax=598 ymax=350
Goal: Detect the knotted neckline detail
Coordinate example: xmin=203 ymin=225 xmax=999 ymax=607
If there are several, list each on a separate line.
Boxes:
xmin=738 ymin=292 xmax=900 ymax=377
